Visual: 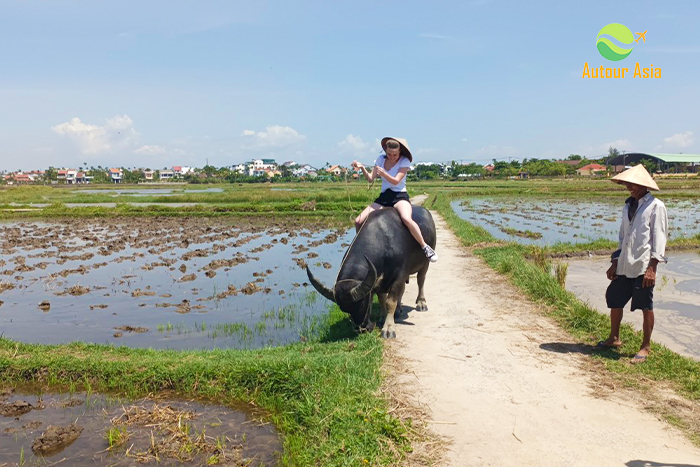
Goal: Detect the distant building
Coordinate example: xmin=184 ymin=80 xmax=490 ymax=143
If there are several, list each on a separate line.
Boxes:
xmin=576 ymin=163 xmax=607 ymax=176
xmin=327 ymin=165 xmax=346 ymax=176
xmin=108 ymin=168 xmax=123 ymax=183
xmin=160 ymin=169 xmax=174 ymax=180
xmin=143 ymin=170 xmax=155 ymax=181
xmin=173 ymin=166 xmax=193 ymax=177
xmin=292 ymin=164 xmax=316 ymax=177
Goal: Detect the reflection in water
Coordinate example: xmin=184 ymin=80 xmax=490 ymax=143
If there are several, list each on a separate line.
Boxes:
xmin=452 ymin=198 xmax=700 ymax=245
xmin=0 ymin=389 xmax=280 ymax=466
xmin=0 ymin=219 xmax=351 ymax=350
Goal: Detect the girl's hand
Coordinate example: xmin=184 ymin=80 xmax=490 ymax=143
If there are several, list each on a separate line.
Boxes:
xmin=376 ymin=167 xmax=387 ymax=178
xmin=352 ymin=160 xmax=364 ymax=170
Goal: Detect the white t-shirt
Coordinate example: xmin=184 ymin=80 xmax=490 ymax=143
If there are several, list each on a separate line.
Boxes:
xmin=375 ymin=154 xmax=411 ymax=192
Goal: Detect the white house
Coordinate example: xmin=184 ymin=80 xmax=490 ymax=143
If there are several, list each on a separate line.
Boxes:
xmin=292 ymin=164 xmax=316 ymax=177
xmin=160 ymin=169 xmax=174 ymax=180
xmin=173 ymin=166 xmax=194 ymax=177
xmin=108 ymin=168 xmax=123 ymax=183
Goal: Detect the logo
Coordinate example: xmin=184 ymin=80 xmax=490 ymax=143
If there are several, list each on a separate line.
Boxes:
xmin=583 ymin=25 xmax=659 ymax=79
xmin=596 ymin=23 xmax=634 ymax=61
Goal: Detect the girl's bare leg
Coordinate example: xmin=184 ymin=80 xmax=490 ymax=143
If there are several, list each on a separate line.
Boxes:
xmin=355 ymin=203 xmax=382 ymax=232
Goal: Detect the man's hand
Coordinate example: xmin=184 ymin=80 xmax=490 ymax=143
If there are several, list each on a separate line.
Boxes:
xmin=642 ymin=266 xmax=656 ymax=288
xmin=606 ymin=261 xmax=618 ymax=281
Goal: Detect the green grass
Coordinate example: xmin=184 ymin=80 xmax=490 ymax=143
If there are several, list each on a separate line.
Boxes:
xmin=0 ymin=306 xmax=411 ymax=466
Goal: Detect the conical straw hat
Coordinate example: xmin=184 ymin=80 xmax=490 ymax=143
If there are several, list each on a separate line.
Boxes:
xmin=381 ymin=137 xmax=412 ymax=162
xmin=611 ymin=164 xmax=659 ymax=191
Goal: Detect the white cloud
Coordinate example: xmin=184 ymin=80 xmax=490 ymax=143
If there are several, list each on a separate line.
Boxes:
xmin=337 ymin=134 xmax=369 ymax=152
xmin=240 ymin=125 xmax=305 ymax=150
xmin=335 ymin=134 xmax=381 ymax=162
xmin=461 ymin=138 xmax=468 ymax=143
xmin=52 ymin=115 xmax=140 ymax=155
xmin=600 ymin=139 xmax=632 ymax=152
xmin=134 ymin=145 xmax=167 ymax=155
xmin=663 ymin=131 xmax=694 ymax=148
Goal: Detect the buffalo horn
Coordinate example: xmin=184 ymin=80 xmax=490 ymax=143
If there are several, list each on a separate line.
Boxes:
xmin=349 ymin=256 xmax=377 ymax=302
xmin=306 ymin=266 xmax=336 ymax=303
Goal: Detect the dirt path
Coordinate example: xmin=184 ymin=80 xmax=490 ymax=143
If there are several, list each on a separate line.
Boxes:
xmin=388 ymin=206 xmax=700 ymax=466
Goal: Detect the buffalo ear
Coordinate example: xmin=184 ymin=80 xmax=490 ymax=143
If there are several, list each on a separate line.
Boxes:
xmin=306 ymin=266 xmax=336 ymax=303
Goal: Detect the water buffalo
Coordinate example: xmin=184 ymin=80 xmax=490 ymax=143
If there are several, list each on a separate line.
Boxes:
xmin=306 ymin=206 xmax=436 ymax=338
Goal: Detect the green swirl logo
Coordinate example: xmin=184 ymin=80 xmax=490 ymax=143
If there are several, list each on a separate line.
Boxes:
xmin=596 ymin=23 xmax=634 ymax=61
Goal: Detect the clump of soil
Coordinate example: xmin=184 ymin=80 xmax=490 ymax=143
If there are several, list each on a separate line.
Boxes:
xmin=55 ymin=285 xmax=90 ymax=296
xmin=89 ymin=304 xmax=108 ymax=310
xmin=38 ymin=300 xmax=51 ymax=311
xmin=205 ymin=270 xmax=216 ymax=278
xmin=0 ymin=282 xmax=16 ymax=293
xmin=32 ymin=424 xmax=83 ymax=455
xmin=179 ymin=273 xmax=196 ymax=282
xmin=131 ymin=288 xmax=157 ymax=297
xmin=240 ymin=282 xmax=262 ymax=295
xmin=114 ymin=325 xmax=149 ymax=333
xmin=1 ymin=400 xmax=32 ymax=416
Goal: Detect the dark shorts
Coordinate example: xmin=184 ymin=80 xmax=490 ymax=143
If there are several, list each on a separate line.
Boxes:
xmin=373 ymin=190 xmax=410 ymax=208
xmin=605 ymin=275 xmax=654 ymax=311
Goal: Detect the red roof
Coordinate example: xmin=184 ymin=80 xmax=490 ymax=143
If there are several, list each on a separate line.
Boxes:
xmin=579 ymin=163 xmax=606 ymax=170
xmin=173 ymin=166 xmax=182 ymax=171
xmin=109 ymin=168 xmax=121 ymax=173
xmin=58 ymin=170 xmax=68 ymax=175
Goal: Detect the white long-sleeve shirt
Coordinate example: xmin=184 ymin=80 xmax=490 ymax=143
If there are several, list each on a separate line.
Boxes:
xmin=614 ymin=192 xmax=668 ymax=278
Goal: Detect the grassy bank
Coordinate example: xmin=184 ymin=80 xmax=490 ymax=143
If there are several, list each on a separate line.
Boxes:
xmin=427 ymin=190 xmax=700 ymax=443
xmin=0 ymin=306 xmax=413 ymax=466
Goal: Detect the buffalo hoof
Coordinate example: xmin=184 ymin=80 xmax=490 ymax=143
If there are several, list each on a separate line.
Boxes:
xmin=381 ymin=330 xmax=397 ymax=339
xmin=416 ymin=301 xmax=428 ymax=312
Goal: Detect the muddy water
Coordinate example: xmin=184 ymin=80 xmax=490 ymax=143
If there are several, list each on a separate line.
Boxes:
xmin=0 ymin=389 xmax=280 ymax=466
xmin=565 ymin=252 xmax=700 ymax=360
xmin=452 ymin=198 xmax=700 ymax=245
xmin=0 ymin=219 xmax=350 ymax=349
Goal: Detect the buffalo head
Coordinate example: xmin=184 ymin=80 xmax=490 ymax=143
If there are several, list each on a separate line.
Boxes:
xmin=306 ymin=256 xmax=377 ymax=330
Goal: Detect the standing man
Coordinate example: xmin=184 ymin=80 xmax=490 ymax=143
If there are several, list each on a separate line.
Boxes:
xmin=598 ymin=164 xmax=668 ymax=364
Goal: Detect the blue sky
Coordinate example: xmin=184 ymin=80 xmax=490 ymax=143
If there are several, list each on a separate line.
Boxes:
xmin=1 ymin=0 xmax=698 ymax=171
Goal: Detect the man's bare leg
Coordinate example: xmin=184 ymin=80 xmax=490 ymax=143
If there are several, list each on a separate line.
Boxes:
xmin=601 ymin=308 xmax=624 ymax=346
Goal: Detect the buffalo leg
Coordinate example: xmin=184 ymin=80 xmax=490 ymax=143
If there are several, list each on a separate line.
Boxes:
xmin=379 ymin=283 xmax=404 ymax=339
xmin=415 ymin=262 xmax=429 ymax=312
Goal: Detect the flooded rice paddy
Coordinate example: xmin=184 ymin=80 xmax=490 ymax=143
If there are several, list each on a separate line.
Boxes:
xmin=452 ymin=198 xmax=700 ymax=245
xmin=0 ymin=388 xmax=280 ymax=466
xmin=0 ymin=218 xmax=351 ymax=349
xmin=565 ymin=252 xmax=700 ymax=360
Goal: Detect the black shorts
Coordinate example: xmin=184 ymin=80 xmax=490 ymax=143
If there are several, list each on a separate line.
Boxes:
xmin=605 ymin=275 xmax=654 ymax=311
xmin=374 ymin=190 xmax=410 ymax=207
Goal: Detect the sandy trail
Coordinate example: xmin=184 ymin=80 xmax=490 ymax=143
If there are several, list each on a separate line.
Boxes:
xmin=388 ymin=206 xmax=700 ymax=466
